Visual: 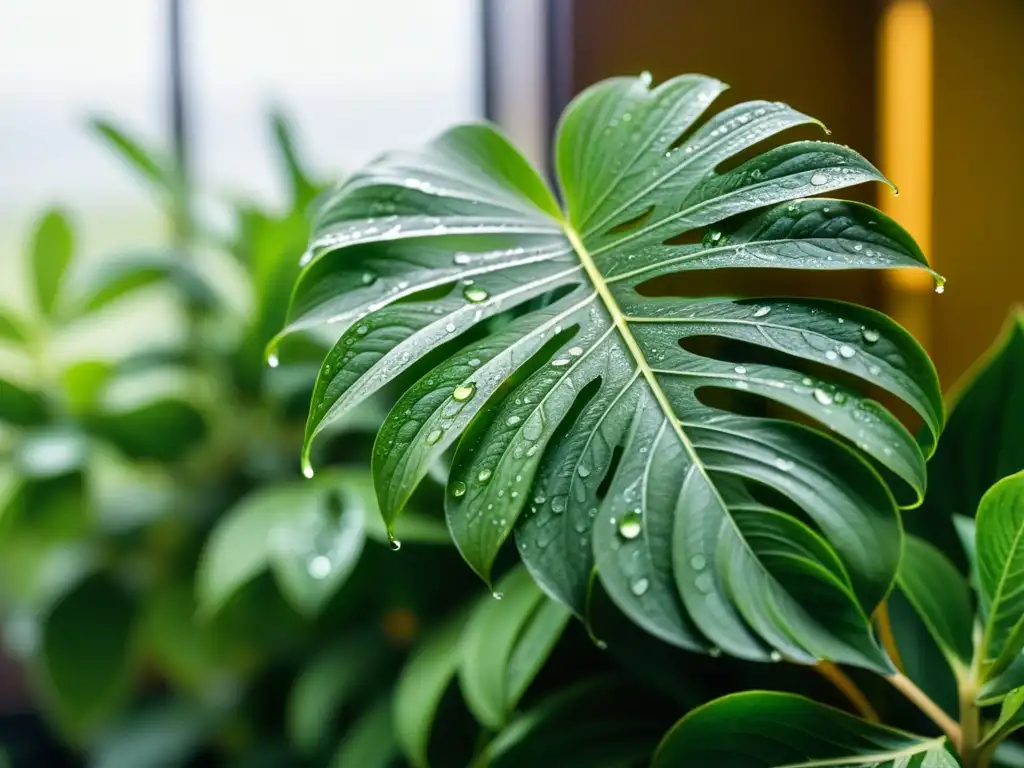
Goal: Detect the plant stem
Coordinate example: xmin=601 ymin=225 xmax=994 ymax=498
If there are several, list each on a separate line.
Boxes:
xmin=815 ymin=662 xmax=879 ymax=722
xmin=959 ymin=685 xmax=981 ymax=767
xmin=887 ymin=673 xmax=962 ymax=746
xmin=874 ymin=600 xmax=905 ymax=673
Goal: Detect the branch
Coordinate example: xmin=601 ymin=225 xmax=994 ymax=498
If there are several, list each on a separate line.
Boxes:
xmin=887 ymin=673 xmax=962 ymax=747
xmin=815 ymin=662 xmax=880 ymax=722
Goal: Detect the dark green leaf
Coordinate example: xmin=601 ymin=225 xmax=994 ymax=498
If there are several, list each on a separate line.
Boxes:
xmin=31 ymin=208 xmax=75 ymax=317
xmin=286 ymin=73 xmax=942 ymax=669
xmin=981 ymin=687 xmax=1024 ymax=751
xmin=0 ymin=378 xmax=48 ymax=426
xmin=897 ymin=535 xmax=974 ymax=672
xmin=652 ymin=692 xmax=955 ymax=767
xmin=39 ymin=574 xmax=137 ymax=735
xmin=458 ymin=567 xmax=571 ymax=729
xmin=89 ymin=399 xmax=206 ymax=462
xmin=394 ymin=611 xmax=470 ymax=768
xmin=977 ymin=470 xmax=1024 ymax=680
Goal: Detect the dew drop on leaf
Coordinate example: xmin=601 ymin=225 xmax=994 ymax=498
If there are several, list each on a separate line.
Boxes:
xmin=618 ymin=511 xmax=642 ymax=540
xmin=453 ymin=383 xmax=475 ymax=401
xmin=709 ymin=647 xmax=722 ymax=658
xmin=825 ymin=350 xmax=838 ymax=361
xmin=507 ymin=415 xmax=522 ymax=426
xmin=838 ymin=344 xmax=856 ymax=359
xmin=568 ymin=346 xmax=584 ymax=357
xmin=451 ymin=481 xmax=466 ymax=497
xmin=813 ymin=388 xmax=833 ymax=406
xmin=491 ymin=591 xmax=504 ymax=600
xmin=425 ymin=429 xmax=442 ymax=445
xmin=690 ymin=555 xmax=706 ymax=570
xmin=356 ymin=324 xmax=369 ymax=335
xmin=463 ymin=285 xmax=489 ymax=303
xmin=810 ymin=172 xmax=829 ymax=186
xmin=361 ymin=271 xmax=376 ymax=285
xmin=774 ymin=458 xmax=795 ymax=471
xmin=861 ymin=328 xmax=880 ymax=344
xmin=630 ymin=577 xmax=650 ymax=596
xmin=753 ymin=306 xmax=771 ymax=318
xmin=577 ymin=465 xmax=591 ymax=478
xmin=769 ymin=650 xmax=783 ymax=662
xmin=477 ymin=468 xmax=492 ymax=483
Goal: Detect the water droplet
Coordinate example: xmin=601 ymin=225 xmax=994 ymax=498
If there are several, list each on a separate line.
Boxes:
xmin=454 ymin=253 xmax=471 ymax=265
xmin=267 ymin=353 xmax=280 ymax=368
xmin=753 ymin=306 xmax=771 ymax=318
xmin=690 ymin=555 xmax=706 ymax=570
xmin=445 ymin=322 xmax=456 ymax=333
xmin=388 ymin=536 xmax=402 ymax=552
xmin=308 ymin=556 xmax=331 ymax=580
xmin=552 ymin=358 xmax=570 ymax=367
xmin=934 ymin=283 xmax=945 ymax=294
xmin=356 ymin=324 xmax=369 ymax=335
xmin=478 ymin=469 xmax=492 ymax=483
xmin=810 ymin=172 xmax=829 ymax=186
xmin=769 ymin=650 xmax=783 ymax=662
xmin=861 ymin=328 xmax=880 ymax=344
xmin=774 ymin=458 xmax=795 ymax=471
xmin=451 ymin=481 xmax=466 ymax=497
xmin=463 ymin=285 xmax=489 ymax=303
xmin=801 ymin=377 xmax=813 ymax=386
xmin=361 ymin=271 xmax=376 ymax=285
xmin=734 ymin=365 xmax=747 ymax=375
xmin=551 ymin=497 xmax=567 ymax=513
xmin=492 ymin=591 xmax=504 ymax=600
xmin=506 ymin=415 xmax=522 ymax=426
xmin=618 ymin=511 xmax=642 ymax=540
xmin=568 ymin=346 xmax=584 ymax=357
xmin=453 ymin=383 xmax=475 ymax=401
xmin=709 ymin=646 xmax=722 ymax=658
xmin=630 ymin=577 xmax=650 ymax=596
xmin=302 ymin=465 xmax=315 ymax=479
xmin=426 ymin=429 xmax=442 ymax=445
xmin=825 ymin=350 xmax=838 ymax=361
xmin=813 ymin=388 xmax=833 ymax=406
xmin=468 ymin=358 xmax=481 ymax=368
xmin=838 ymin=344 xmax=856 ymax=359
xmin=578 ymin=465 xmax=591 ymax=478
xmin=695 ymin=572 xmax=714 ymax=593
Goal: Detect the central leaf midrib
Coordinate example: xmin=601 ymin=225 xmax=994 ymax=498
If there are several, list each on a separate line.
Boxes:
xmin=563 ymin=223 xmax=702 ymax=466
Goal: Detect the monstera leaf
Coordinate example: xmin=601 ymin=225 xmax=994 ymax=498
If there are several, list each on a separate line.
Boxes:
xmin=280 ymin=73 xmax=943 ymax=670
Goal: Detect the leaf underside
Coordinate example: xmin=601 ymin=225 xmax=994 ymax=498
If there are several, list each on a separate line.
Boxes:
xmin=283 ymin=73 xmax=944 ymax=670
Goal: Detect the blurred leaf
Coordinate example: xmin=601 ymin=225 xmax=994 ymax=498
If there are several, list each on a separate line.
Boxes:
xmin=652 ymin=692 xmax=955 ymax=767
xmin=271 ymin=112 xmax=321 ymax=211
xmin=978 ymin=470 xmax=1024 ymax=682
xmin=886 ymin=588 xmax=959 ymax=720
xmin=954 ymin=514 xmax=978 ymax=587
xmin=459 ymin=567 xmax=571 ymax=730
xmin=0 ymin=308 xmax=30 ymax=346
xmin=910 ymin=308 xmax=1024 ymax=566
xmin=897 ymin=535 xmax=974 ymax=672
xmin=196 ymin=485 xmax=295 ymax=616
xmin=141 ymin=583 xmax=224 ymax=693
xmin=269 ymin=487 xmax=365 ymax=617
xmin=288 ymin=633 xmax=388 ymax=755
xmin=90 ymin=119 xmax=177 ymax=195
xmin=0 ymin=377 xmax=48 ymax=426
xmin=38 ymin=573 xmax=137 ymax=736
xmin=327 ymin=469 xmax=450 ymax=547
xmin=14 ymin=428 xmax=88 ymax=479
xmin=394 ymin=611 xmax=470 ymax=768
xmin=996 ymin=741 xmax=1024 ymax=767
xmin=982 ymin=687 xmax=1024 ymax=752
xmin=31 ymin=208 xmax=74 ymax=317
xmin=90 ymin=700 xmax=212 ymax=768
xmin=329 ymin=697 xmax=397 ymax=768
xmin=62 ymin=360 xmax=113 ymax=416
xmin=484 ymin=678 xmax=662 ymax=768
xmin=89 ymin=399 xmax=206 ymax=462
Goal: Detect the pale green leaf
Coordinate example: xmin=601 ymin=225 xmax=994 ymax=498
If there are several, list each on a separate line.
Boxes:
xmin=978 ymin=470 xmax=1024 ymax=680
xmin=328 ymin=698 xmax=397 ymax=768
xmin=31 ymin=208 xmax=75 ymax=317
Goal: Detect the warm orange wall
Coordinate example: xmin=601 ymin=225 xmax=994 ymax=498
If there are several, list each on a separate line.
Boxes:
xmin=931 ymin=0 xmax=1024 ymax=386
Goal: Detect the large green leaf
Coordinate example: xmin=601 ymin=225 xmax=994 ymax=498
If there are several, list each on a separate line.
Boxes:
xmin=458 ymin=566 xmax=571 ymax=730
xmin=908 ymin=309 xmax=1024 ymax=566
xmin=283 ymin=73 xmax=943 ymax=669
xmin=897 ymin=535 xmax=974 ymax=673
xmin=30 ymin=208 xmax=75 ymax=317
xmin=652 ymin=692 xmax=956 ymax=767
xmin=977 ymin=470 xmax=1024 ymax=681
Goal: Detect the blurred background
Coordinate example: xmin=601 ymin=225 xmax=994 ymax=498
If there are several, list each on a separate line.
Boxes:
xmin=0 ymin=0 xmax=1021 ymax=765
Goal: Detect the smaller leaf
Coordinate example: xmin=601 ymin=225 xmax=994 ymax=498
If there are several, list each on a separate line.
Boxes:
xmin=897 ymin=535 xmax=974 ymax=671
xmin=90 ymin=119 xmax=177 ymax=194
xmin=91 ymin=700 xmax=212 ymax=768
xmin=459 ymin=567 xmax=571 ymax=730
xmin=39 ymin=574 xmax=137 ymax=736
xmin=0 ymin=308 xmax=30 ymax=346
xmin=30 ymin=208 xmax=75 ymax=317
xmin=0 ymin=378 xmax=48 ymax=427
xmin=977 ymin=470 xmax=1024 ymax=679
xmin=268 ymin=487 xmax=365 ymax=617
xmin=653 ymin=692 xmax=956 ymax=768
xmin=394 ymin=611 xmax=470 ymax=768
xmin=329 ymin=697 xmax=397 ymax=768
xmin=271 ymin=111 xmax=320 ymax=209
xmin=981 ymin=687 xmax=1024 ymax=750
xmin=62 ymin=253 xmax=205 ymax=320
xmin=61 ymin=360 xmax=113 ymax=416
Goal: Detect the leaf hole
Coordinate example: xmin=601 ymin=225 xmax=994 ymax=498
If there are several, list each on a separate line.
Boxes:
xmin=604 ymin=205 xmax=654 ymax=236
xmin=661 ymin=228 xmax=705 ymax=246
xmin=597 ymin=445 xmax=625 ymax=500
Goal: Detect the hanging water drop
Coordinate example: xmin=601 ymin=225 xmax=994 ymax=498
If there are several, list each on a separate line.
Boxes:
xmin=268 ymin=353 xmax=280 ymax=368
xmin=934 ymin=283 xmax=945 ymax=294
xmin=769 ymin=650 xmax=783 ymax=662
xmin=302 ymin=465 xmax=315 ymax=479
xmin=307 ymin=556 xmax=331 ymax=580
xmin=388 ymin=536 xmax=402 ymax=552
xmin=453 ymin=383 xmax=476 ymax=401
xmin=618 ymin=511 xmax=642 ymax=540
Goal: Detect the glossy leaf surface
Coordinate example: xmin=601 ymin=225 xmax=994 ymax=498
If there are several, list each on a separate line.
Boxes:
xmin=286 ymin=73 xmax=943 ymax=668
